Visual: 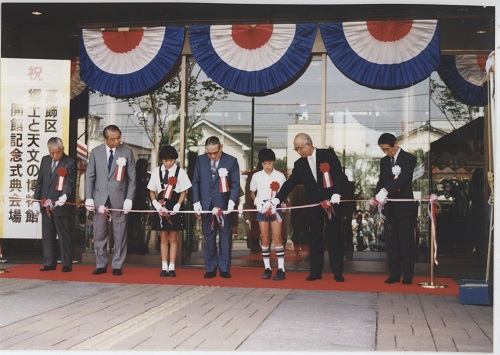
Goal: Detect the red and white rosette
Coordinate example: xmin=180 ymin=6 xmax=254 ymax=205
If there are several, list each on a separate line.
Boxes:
xmin=56 ymin=167 xmax=67 ymax=191
xmin=114 ymin=157 xmax=126 ymax=181
xmin=270 ymin=181 xmax=280 ymax=198
xmin=218 ymin=167 xmax=230 ymax=193
xmin=320 ymin=162 xmax=334 ymax=188
xmin=164 ymin=176 xmax=177 ymax=200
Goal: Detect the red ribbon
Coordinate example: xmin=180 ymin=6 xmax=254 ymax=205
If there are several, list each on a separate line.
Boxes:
xmin=429 ymin=194 xmax=440 ymax=265
xmin=262 ymin=202 xmax=282 ymax=222
xmin=320 ymin=200 xmax=335 ymax=219
xmin=320 ymin=162 xmax=334 ymax=188
xmin=219 ymin=178 xmax=230 ymax=193
xmin=270 ymin=181 xmax=280 ymax=198
xmin=56 ymin=167 xmax=67 ymax=191
xmin=164 ymin=176 xmax=177 ymax=200
xmin=211 ymin=207 xmax=224 ymax=229
xmin=114 ymin=165 xmax=125 ymax=181
xmin=40 ymin=198 xmax=53 ymax=218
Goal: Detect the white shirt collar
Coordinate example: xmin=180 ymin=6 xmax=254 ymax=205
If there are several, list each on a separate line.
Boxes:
xmin=393 ymin=148 xmax=401 ymax=163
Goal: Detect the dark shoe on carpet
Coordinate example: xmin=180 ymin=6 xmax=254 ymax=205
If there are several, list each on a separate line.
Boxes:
xmin=402 ymin=279 xmax=413 ymax=285
xmin=40 ymin=266 xmax=56 ymax=271
xmin=262 ymin=268 xmax=272 ymax=279
xmin=61 ymin=266 xmax=72 ymax=272
xmin=384 ymin=277 xmax=400 ymax=284
xmin=204 ymin=271 xmax=216 ymax=279
xmin=92 ymin=268 xmax=107 ymax=275
xmin=113 ymin=269 xmax=122 ymax=276
xmin=169 ymin=270 xmax=176 ymax=277
xmin=334 ymin=274 xmax=345 ymax=282
xmin=306 ymin=274 xmax=322 ymax=281
xmin=220 ymin=272 xmax=231 ymax=278
xmin=273 ymin=269 xmax=285 ymax=281
xmin=160 ymin=270 xmax=169 ymax=277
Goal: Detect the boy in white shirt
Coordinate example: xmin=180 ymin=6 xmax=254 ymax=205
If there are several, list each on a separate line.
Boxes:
xmin=249 ymin=149 xmax=287 ymax=280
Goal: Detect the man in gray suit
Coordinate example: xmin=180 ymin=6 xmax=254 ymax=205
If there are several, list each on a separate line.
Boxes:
xmin=192 ymin=136 xmax=240 ymax=279
xmin=85 ymin=125 xmax=136 ymax=276
xmin=33 ymin=137 xmax=77 ymax=272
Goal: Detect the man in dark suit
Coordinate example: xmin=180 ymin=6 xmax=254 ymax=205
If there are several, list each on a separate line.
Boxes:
xmin=192 ymin=136 xmax=240 ymax=279
xmin=373 ymin=133 xmax=418 ymax=285
xmin=33 ymin=137 xmax=77 ymax=272
xmin=85 ymin=125 xmax=136 ymax=276
xmin=267 ymin=133 xmax=345 ymax=282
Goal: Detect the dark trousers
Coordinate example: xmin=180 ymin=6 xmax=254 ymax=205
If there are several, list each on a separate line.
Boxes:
xmin=41 ymin=211 xmax=72 ymax=267
xmin=385 ymin=215 xmax=417 ymax=281
xmin=306 ymin=205 xmax=344 ymax=276
xmin=201 ymin=210 xmax=234 ymax=273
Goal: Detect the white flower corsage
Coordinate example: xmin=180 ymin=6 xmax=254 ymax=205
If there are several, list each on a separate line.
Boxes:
xmin=392 ymin=165 xmax=401 ymax=179
xmin=218 ymin=168 xmax=230 ymax=193
xmin=114 ymin=157 xmax=127 ymax=181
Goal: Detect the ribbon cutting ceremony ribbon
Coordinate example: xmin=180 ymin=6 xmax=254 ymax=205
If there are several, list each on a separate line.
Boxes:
xmin=211 ymin=207 xmax=224 ymax=229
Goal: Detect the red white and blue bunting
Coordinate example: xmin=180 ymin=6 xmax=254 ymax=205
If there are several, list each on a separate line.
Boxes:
xmin=320 ymin=20 xmax=440 ymax=89
xmin=437 ymin=54 xmax=489 ymax=106
xmin=189 ymin=24 xmax=318 ymax=96
xmin=80 ymin=27 xmax=184 ymax=98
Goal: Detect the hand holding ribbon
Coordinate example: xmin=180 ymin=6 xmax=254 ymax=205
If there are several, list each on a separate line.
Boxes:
xmin=55 ymin=194 xmax=67 ymax=207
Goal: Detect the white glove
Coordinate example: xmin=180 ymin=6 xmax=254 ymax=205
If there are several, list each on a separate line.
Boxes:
xmin=262 ymin=200 xmax=276 ymax=214
xmin=375 ymin=188 xmax=388 ymax=204
xmin=171 ymin=203 xmax=181 ymax=215
xmin=123 ymin=199 xmax=133 ymax=214
xmin=270 ymin=198 xmax=280 ymax=206
xmin=55 ymin=194 xmax=67 ymax=207
xmin=254 ymin=197 xmax=263 ymax=210
xmin=32 ymin=202 xmax=40 ymax=215
xmin=224 ymin=200 xmax=235 ymax=215
xmin=152 ymin=199 xmax=162 ymax=212
xmin=193 ymin=201 xmax=202 ymax=214
xmin=330 ymin=193 xmax=341 ymax=204
xmin=85 ymin=198 xmax=95 ymax=212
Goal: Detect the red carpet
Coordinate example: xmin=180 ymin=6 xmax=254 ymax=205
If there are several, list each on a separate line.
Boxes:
xmin=0 ymin=264 xmax=458 ymax=295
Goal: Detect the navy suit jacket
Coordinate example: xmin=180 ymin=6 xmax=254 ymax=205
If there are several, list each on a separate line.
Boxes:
xmin=34 ymin=153 xmax=77 ymax=216
xmin=192 ymin=152 xmax=240 ymax=210
xmin=375 ymin=148 xmax=418 ymax=220
xmin=276 ymin=148 xmax=343 ymax=207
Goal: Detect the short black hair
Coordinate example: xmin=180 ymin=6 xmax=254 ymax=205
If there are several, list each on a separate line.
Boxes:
xmin=159 ymin=145 xmax=178 ymax=160
xmin=205 ymin=136 xmax=221 ymax=147
xmin=378 ymin=133 xmax=397 ymax=147
xmin=258 ymin=148 xmax=276 ymax=163
xmin=103 ymin=125 xmax=121 ymax=138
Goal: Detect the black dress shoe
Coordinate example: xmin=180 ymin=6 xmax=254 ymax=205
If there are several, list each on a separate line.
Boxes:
xmin=204 ymin=271 xmax=216 ymax=279
xmin=40 ymin=265 xmax=56 ymax=271
xmin=402 ymin=279 xmax=413 ymax=285
xmin=61 ymin=266 xmax=72 ymax=272
xmin=273 ymin=269 xmax=285 ymax=281
xmin=160 ymin=270 xmax=169 ymax=277
xmin=92 ymin=268 xmax=107 ymax=275
xmin=334 ymin=274 xmax=345 ymax=282
xmin=384 ymin=277 xmax=400 ymax=284
xmin=262 ymin=268 xmax=272 ymax=279
xmin=113 ymin=269 xmax=122 ymax=276
xmin=169 ymin=270 xmax=176 ymax=277
xmin=305 ymin=274 xmax=322 ymax=281
xmin=220 ymin=271 xmax=231 ymax=278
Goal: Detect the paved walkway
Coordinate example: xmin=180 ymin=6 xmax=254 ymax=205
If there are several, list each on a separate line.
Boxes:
xmin=0 ymin=275 xmax=494 ymax=353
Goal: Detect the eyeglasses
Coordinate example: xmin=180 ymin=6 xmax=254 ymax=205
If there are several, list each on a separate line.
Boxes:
xmin=293 ymin=143 xmax=308 ymax=152
xmin=206 ymin=148 xmax=221 ymax=156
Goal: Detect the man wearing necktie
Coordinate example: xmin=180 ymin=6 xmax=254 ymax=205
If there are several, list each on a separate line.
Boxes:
xmin=33 ymin=137 xmax=77 ymax=272
xmin=269 ymin=133 xmax=345 ymax=282
xmin=373 ymin=133 xmax=418 ymax=285
xmin=85 ymin=125 xmax=136 ymax=276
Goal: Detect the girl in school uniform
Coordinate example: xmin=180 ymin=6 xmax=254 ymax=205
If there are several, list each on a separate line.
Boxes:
xmin=148 ymin=145 xmax=192 ymax=277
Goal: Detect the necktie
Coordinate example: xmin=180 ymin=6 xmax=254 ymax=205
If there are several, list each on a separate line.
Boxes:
xmin=391 ymin=157 xmax=395 ymax=167
xmin=51 ymin=160 xmax=56 ymax=174
xmin=108 ymin=149 xmax=114 ymax=173
xmin=211 ymin=160 xmax=217 ymax=180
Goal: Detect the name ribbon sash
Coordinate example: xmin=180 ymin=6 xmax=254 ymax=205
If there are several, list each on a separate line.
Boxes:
xmin=164 ymin=176 xmax=177 ymax=200
xmin=218 ymin=167 xmax=230 ymax=193
xmin=320 ymin=162 xmax=334 ymax=188
xmin=56 ymin=167 xmax=67 ymax=191
xmin=115 ymin=157 xmax=127 ymax=181
xmin=270 ymin=181 xmax=280 ymax=198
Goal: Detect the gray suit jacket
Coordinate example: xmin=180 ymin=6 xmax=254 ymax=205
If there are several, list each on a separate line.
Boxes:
xmin=34 ymin=153 xmax=77 ymax=216
xmin=85 ymin=143 xmax=136 ymax=208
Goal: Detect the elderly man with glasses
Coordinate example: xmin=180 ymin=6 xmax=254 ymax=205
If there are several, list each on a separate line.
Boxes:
xmin=265 ymin=133 xmax=346 ymax=282
xmin=192 ymin=136 xmax=240 ymax=279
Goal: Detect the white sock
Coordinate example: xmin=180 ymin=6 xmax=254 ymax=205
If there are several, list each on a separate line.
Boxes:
xmin=162 ymin=261 xmax=169 ymax=271
xmin=276 ymin=246 xmax=285 ymax=271
xmin=262 ymin=246 xmax=271 ymax=269
xmin=169 ymin=262 xmax=175 ymax=271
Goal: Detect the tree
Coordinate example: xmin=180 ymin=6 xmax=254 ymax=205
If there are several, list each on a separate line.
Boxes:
xmin=429 ymin=78 xmax=478 ymax=130
xmin=123 ymin=62 xmax=229 ymax=150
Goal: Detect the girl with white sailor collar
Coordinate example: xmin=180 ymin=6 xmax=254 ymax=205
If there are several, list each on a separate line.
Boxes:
xmin=148 ymin=145 xmax=192 ymax=277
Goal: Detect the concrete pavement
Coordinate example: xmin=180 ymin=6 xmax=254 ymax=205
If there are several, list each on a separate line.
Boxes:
xmin=0 ymin=269 xmax=494 ymax=353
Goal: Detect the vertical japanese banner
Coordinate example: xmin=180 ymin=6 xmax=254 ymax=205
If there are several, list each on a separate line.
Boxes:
xmin=0 ymin=58 xmax=70 ymax=239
